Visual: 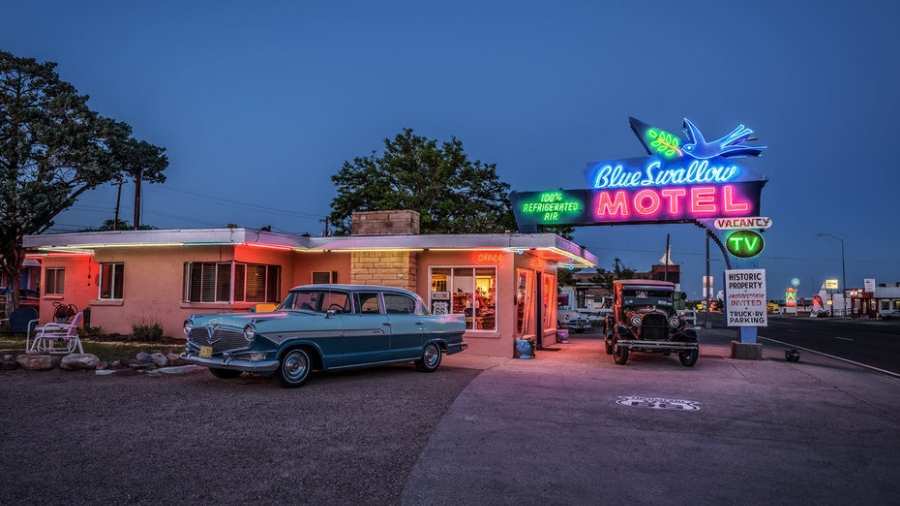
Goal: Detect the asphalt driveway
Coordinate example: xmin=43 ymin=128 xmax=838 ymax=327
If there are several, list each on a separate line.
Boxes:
xmin=3 ymin=327 xmax=900 ymax=506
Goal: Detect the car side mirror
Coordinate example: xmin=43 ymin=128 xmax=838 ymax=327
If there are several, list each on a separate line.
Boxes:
xmin=325 ymin=309 xmax=336 ymax=319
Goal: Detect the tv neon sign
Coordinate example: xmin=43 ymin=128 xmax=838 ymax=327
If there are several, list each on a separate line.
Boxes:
xmin=725 ymin=230 xmax=765 ymax=258
xmin=509 ymin=117 xmax=768 ymax=228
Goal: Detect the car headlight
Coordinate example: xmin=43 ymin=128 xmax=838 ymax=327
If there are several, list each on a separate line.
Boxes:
xmin=243 ymin=324 xmax=256 ymax=342
xmin=630 ymin=315 xmax=643 ymax=327
xmin=668 ymin=315 xmax=682 ymax=329
xmin=183 ymin=320 xmax=193 ymax=336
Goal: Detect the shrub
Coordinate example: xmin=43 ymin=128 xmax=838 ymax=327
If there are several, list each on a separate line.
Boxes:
xmin=131 ymin=317 xmax=164 ymax=342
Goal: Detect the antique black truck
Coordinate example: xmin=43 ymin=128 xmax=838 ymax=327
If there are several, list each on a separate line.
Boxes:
xmin=603 ymin=279 xmax=699 ymax=367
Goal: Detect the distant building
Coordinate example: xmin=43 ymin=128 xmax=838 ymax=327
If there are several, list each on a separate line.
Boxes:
xmin=650 ymin=246 xmax=680 ymax=286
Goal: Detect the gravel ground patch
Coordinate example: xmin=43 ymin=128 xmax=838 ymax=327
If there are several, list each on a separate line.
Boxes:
xmin=0 ymin=363 xmax=479 ymax=505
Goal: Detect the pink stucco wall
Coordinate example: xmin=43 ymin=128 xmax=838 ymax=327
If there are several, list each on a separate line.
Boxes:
xmin=34 ymin=246 xmax=559 ymax=357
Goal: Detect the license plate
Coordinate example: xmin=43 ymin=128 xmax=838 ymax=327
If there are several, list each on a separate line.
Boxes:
xmin=199 ymin=346 xmax=213 ymax=358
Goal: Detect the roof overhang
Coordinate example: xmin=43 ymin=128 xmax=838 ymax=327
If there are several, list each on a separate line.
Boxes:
xmin=23 ymin=229 xmax=598 ymax=268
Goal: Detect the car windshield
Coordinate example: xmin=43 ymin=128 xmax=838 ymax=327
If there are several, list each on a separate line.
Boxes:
xmin=621 ymin=289 xmax=674 ymax=306
xmin=279 ymin=290 xmax=351 ymax=313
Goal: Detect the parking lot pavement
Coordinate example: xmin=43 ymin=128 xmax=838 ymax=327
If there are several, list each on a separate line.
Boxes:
xmin=405 ymin=329 xmax=900 ymax=506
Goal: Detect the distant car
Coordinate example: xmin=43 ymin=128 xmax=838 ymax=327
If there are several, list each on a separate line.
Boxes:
xmin=880 ymin=309 xmax=900 ymax=320
xmin=19 ymin=288 xmax=40 ymax=308
xmin=182 ymin=284 xmax=468 ymax=387
xmin=558 ymin=309 xmax=591 ymax=333
xmin=604 ymin=279 xmax=699 ymax=367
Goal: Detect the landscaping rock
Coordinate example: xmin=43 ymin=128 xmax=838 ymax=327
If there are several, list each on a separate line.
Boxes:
xmin=2 ymin=353 xmax=19 ymax=370
xmin=150 ymin=352 xmax=169 ymax=367
xmin=136 ymin=351 xmax=152 ymax=362
xmin=60 ymin=353 xmax=101 ymax=370
xmin=16 ymin=354 xmax=61 ymax=370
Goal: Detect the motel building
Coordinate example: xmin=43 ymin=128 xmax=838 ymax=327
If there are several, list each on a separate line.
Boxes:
xmin=21 ymin=210 xmax=597 ymax=357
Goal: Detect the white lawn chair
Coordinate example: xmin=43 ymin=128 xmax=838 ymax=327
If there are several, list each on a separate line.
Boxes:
xmin=29 ymin=311 xmax=84 ymax=354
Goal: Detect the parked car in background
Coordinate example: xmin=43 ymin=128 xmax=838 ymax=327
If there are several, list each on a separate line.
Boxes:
xmin=604 ymin=279 xmax=699 ymax=367
xmin=558 ymin=309 xmax=592 ymax=333
xmin=182 ymin=284 xmax=468 ymax=387
xmin=19 ymin=288 xmax=40 ymax=307
xmin=879 ymin=309 xmax=900 ymax=320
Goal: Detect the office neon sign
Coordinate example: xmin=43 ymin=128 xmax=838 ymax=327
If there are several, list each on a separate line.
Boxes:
xmin=510 ymin=117 xmax=767 ymax=228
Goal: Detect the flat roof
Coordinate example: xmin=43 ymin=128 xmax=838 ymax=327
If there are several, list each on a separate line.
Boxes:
xmin=23 ymin=228 xmax=598 ymax=267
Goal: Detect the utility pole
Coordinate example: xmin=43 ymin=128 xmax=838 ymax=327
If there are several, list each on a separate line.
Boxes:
xmin=320 ymin=218 xmax=330 ymax=237
xmin=113 ymin=179 xmax=124 ymax=230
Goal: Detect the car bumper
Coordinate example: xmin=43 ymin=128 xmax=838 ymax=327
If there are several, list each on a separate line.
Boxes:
xmin=445 ymin=340 xmax=469 ymax=355
xmin=616 ymin=340 xmax=698 ymax=352
xmin=181 ymin=351 xmax=280 ymax=372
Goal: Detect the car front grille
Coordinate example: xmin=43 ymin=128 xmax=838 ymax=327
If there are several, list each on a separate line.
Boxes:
xmin=640 ymin=313 xmax=668 ymax=341
xmin=187 ymin=327 xmax=248 ymax=353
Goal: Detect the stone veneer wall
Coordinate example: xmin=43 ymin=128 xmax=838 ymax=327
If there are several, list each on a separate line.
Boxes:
xmin=350 ymin=251 xmax=418 ymax=291
xmin=351 ymin=210 xmax=420 ymax=235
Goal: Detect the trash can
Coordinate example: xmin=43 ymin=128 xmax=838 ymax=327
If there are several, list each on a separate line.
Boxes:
xmin=83 ymin=307 xmax=91 ymax=328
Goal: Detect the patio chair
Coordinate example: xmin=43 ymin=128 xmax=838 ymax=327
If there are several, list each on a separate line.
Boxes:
xmin=29 ymin=311 xmax=84 ymax=355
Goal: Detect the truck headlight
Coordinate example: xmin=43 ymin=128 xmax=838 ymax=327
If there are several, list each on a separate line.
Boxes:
xmin=183 ymin=320 xmax=193 ymax=336
xmin=630 ymin=315 xmax=643 ymax=327
xmin=668 ymin=316 xmax=682 ymax=329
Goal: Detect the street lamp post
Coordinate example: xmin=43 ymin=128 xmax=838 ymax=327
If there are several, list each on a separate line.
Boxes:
xmin=817 ymin=233 xmax=847 ymax=318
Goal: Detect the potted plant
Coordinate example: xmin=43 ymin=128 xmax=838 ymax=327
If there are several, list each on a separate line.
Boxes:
xmin=515 ymin=337 xmax=535 ymax=359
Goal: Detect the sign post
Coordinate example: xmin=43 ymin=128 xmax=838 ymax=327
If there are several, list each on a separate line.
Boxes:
xmin=508 ymin=116 xmax=770 ymax=358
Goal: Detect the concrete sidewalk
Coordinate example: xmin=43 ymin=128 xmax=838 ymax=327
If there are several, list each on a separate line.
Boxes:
xmin=403 ymin=329 xmax=900 ymax=505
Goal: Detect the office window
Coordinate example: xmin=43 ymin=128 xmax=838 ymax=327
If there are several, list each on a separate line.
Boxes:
xmin=429 ymin=266 xmax=496 ymax=331
xmin=99 ymin=263 xmax=125 ymax=299
xmin=45 ymin=268 xmax=65 ymax=295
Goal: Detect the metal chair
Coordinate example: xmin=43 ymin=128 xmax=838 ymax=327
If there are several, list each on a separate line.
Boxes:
xmin=29 ymin=311 xmax=84 ymax=354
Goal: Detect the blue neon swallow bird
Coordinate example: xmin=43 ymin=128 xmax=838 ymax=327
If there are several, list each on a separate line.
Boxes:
xmin=682 ymin=118 xmax=766 ymax=159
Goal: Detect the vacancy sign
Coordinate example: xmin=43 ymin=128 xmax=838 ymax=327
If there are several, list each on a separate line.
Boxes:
xmin=725 ymin=269 xmax=767 ymax=327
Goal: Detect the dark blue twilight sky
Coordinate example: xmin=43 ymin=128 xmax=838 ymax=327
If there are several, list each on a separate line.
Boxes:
xmin=3 ymin=0 xmax=898 ymax=300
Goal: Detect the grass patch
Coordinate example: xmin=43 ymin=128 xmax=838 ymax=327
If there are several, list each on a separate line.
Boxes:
xmin=0 ymin=335 xmax=184 ymax=363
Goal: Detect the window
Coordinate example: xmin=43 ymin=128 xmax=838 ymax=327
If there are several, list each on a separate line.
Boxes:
xmin=384 ymin=293 xmax=416 ymax=314
xmin=312 ymin=271 xmax=338 ymax=284
xmin=45 ymin=268 xmax=65 ymax=295
xmin=356 ymin=292 xmax=382 ymax=314
xmin=184 ymin=262 xmax=281 ymax=303
xmin=430 ymin=266 xmax=496 ymax=331
xmin=282 ymin=290 xmax=350 ymax=312
xmin=99 ymin=263 xmax=124 ymax=299
xmin=542 ymin=274 xmax=555 ymax=330
xmin=516 ymin=269 xmax=534 ymax=337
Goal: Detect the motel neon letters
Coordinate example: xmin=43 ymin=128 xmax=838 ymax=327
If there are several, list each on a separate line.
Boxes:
xmin=594 ymin=185 xmax=749 ymax=220
xmin=509 ymin=117 xmax=767 ymax=229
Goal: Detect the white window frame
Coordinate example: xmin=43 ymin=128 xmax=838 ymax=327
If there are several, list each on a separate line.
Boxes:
xmin=98 ymin=263 xmax=125 ymax=300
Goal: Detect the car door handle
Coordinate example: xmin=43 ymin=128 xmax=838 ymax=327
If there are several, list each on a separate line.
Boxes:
xmin=382 ymin=322 xmax=392 ymax=326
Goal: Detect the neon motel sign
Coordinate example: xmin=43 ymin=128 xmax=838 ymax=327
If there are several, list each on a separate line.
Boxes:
xmin=510 ymin=117 xmax=767 ymax=228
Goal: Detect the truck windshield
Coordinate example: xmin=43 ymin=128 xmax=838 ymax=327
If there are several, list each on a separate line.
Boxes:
xmin=622 ymin=289 xmax=673 ymax=306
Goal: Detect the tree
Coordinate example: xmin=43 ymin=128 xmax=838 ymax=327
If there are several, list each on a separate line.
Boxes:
xmin=80 ymin=219 xmax=156 ymax=232
xmin=0 ymin=51 xmax=139 ymax=311
xmin=589 ymin=258 xmax=646 ymax=290
xmin=328 ymin=128 xmax=518 ymax=235
xmin=106 ymin=122 xmax=167 ymax=229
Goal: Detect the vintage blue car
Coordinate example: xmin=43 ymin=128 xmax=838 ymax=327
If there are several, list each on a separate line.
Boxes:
xmin=182 ymin=284 xmax=468 ymax=387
